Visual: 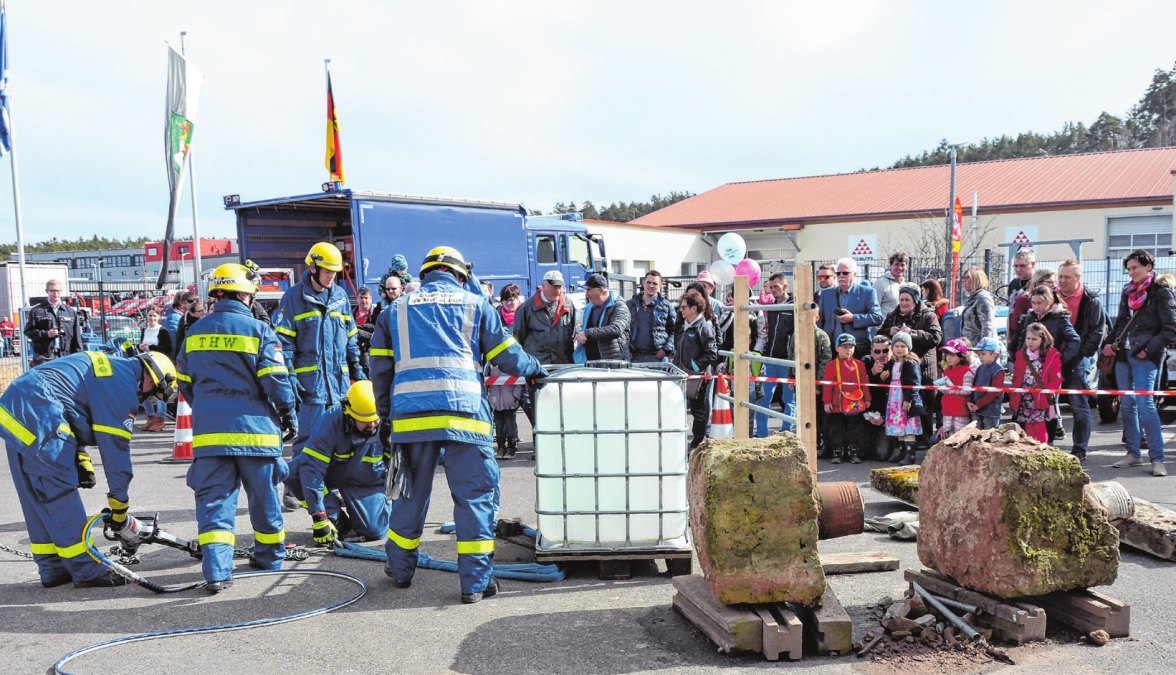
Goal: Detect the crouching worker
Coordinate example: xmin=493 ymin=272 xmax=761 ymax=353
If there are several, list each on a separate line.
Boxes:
xmin=286 ymin=381 xmax=391 ymax=546
xmin=177 ymin=263 xmax=299 ymax=594
xmin=0 ymin=350 xmax=177 ymax=588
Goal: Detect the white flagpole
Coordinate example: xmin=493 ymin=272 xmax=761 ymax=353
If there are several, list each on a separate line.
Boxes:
xmin=180 ymin=31 xmax=202 ymax=294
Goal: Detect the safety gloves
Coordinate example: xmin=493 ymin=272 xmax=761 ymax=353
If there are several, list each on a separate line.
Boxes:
xmin=76 ymin=450 xmax=96 ymax=489
xmin=280 ymin=412 xmax=299 ymax=443
xmin=311 ymin=511 xmax=337 ymax=547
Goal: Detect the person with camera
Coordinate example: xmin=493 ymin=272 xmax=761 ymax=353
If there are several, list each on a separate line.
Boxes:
xmin=24 ymin=279 xmax=84 ymax=366
xmin=816 ymin=258 xmax=882 ymax=360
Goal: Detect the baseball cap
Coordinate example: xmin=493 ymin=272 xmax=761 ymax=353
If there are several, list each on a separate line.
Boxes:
xmin=836 ymin=333 xmax=857 ymax=347
xmin=542 ymin=270 xmax=565 ymax=286
xmin=584 ymin=273 xmax=608 ymax=290
xmin=939 ymin=338 xmax=970 ymax=355
xmin=970 ymin=336 xmax=1002 ymax=352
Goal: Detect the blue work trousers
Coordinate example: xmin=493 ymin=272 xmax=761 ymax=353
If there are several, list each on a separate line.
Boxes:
xmin=1116 ymin=356 xmax=1165 ymax=463
xmin=285 ymin=469 xmax=389 ymax=540
xmin=385 ymin=440 xmax=498 ymax=594
xmin=7 ymin=443 xmax=107 ymax=585
xmin=755 ymin=363 xmax=795 ymax=437
xmin=187 ymin=456 xmax=288 ymax=583
xmin=1064 ymin=357 xmax=1093 ymax=454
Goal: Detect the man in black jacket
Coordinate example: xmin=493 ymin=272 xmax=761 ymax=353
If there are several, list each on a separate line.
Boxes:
xmin=755 ymin=273 xmax=794 ymax=437
xmin=1058 ymin=260 xmax=1105 ymax=461
xmin=575 ymin=274 xmax=630 ymax=361
xmin=24 ymin=279 xmax=83 ymax=366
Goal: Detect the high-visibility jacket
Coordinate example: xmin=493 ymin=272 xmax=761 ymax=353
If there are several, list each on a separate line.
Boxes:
xmin=0 ymin=351 xmax=141 ymax=501
xmin=370 ymin=270 xmax=542 ymax=445
xmin=176 ymin=299 xmax=296 ymax=458
xmin=295 ymin=405 xmax=387 ymax=513
xmin=273 ymin=271 xmax=363 ymax=407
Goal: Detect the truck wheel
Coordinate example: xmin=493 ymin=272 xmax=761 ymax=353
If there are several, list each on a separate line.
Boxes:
xmin=1098 ymin=394 xmax=1120 ymax=424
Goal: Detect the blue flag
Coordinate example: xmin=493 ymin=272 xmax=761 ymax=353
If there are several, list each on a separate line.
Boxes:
xmin=0 ymin=4 xmax=10 ymax=156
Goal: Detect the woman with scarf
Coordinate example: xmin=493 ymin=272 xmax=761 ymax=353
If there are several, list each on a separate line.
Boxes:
xmin=486 ymin=284 xmax=525 ymax=459
xmin=1103 ymin=249 xmax=1176 ymax=476
xmin=675 ymin=290 xmax=720 ymax=451
xmin=879 ymin=284 xmax=942 ymax=445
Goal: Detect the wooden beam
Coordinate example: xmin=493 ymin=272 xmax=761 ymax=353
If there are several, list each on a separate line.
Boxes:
xmin=792 ymin=265 xmax=818 ymax=475
xmin=733 ymin=275 xmax=750 ymax=439
xmin=819 ymin=551 xmax=901 ymax=574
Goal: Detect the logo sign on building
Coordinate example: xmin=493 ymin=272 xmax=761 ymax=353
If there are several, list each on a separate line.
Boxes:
xmin=848 ymin=234 xmax=877 ymax=262
xmin=1004 ymin=226 xmax=1039 ymax=254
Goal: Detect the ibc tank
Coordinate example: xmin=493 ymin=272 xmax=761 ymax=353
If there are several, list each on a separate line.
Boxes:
xmin=534 ymin=361 xmax=691 ymax=552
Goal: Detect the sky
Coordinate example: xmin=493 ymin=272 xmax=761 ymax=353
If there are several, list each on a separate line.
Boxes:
xmin=1 ymin=0 xmax=1175 ymax=245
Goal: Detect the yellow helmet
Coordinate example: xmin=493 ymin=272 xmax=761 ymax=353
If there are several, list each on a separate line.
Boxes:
xmin=343 ymin=381 xmax=379 ymax=423
xmin=138 ymin=351 xmax=178 ymax=401
xmin=306 ymin=242 xmax=344 ymax=272
xmin=420 ymin=246 xmax=469 ymax=279
xmin=208 ymin=263 xmax=258 ymax=294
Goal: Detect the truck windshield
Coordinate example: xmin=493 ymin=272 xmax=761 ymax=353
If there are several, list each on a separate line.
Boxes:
xmin=567 ymin=235 xmax=592 ymax=270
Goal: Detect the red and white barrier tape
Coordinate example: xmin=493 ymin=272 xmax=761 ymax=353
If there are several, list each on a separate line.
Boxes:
xmin=483 ymin=375 xmax=1174 ymax=397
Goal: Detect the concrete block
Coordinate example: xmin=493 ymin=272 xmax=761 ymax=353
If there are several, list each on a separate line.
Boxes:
xmin=755 ymin=605 xmax=803 ymax=661
xmin=671 ymin=575 xmax=762 ymax=653
xmin=917 ymin=424 xmax=1119 ymax=598
xmin=687 ymin=435 xmax=826 ymax=606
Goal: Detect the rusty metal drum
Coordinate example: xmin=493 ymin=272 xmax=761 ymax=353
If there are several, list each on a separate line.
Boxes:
xmin=816 ymin=481 xmax=865 ymax=540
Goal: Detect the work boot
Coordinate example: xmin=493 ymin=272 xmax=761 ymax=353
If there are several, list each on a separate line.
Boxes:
xmin=152 ymin=415 xmax=168 ymax=431
xmin=281 ymin=488 xmax=301 ymax=512
xmin=74 ymin=570 xmax=128 ymax=588
xmin=206 ymin=577 xmax=234 ymax=594
xmin=385 ymin=568 xmax=411 ymax=588
xmin=830 ymin=449 xmax=842 ymax=465
xmin=848 ymin=448 xmax=861 ymax=464
xmin=461 ymin=578 xmax=499 ymax=604
xmin=903 ymin=447 xmax=918 ymax=465
xmin=1112 ymin=452 xmax=1143 ymax=469
xmin=504 ymin=438 xmax=518 ymax=460
xmin=889 ymin=443 xmax=907 ymax=464
xmin=1070 ymin=449 xmax=1087 ymax=463
xmin=41 ymin=572 xmax=72 ymax=588
xmin=495 ymin=440 xmax=506 ymax=460
xmin=1154 ymin=462 xmax=1168 ymax=477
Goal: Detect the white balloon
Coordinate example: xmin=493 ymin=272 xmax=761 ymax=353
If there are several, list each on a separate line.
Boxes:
xmin=709 ymin=260 xmax=736 ymax=285
xmin=717 ymin=233 xmax=747 ymax=264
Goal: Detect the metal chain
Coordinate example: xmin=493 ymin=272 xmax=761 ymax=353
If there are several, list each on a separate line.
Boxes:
xmin=0 ymin=543 xmax=35 ymax=560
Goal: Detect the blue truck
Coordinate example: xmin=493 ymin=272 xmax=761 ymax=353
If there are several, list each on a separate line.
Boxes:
xmin=224 ymin=187 xmax=608 ymax=301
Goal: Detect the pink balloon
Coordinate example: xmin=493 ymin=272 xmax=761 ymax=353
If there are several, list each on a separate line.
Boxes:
xmin=735 ymin=258 xmax=761 ymax=287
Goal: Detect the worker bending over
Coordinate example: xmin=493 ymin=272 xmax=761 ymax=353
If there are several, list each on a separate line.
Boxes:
xmin=371 ymin=246 xmax=546 ymax=604
xmin=273 ymin=242 xmax=364 ymax=463
xmin=177 ymin=264 xmax=298 ymax=594
xmin=0 ymin=350 xmax=176 ymax=588
xmin=286 ymin=380 xmax=391 ymax=545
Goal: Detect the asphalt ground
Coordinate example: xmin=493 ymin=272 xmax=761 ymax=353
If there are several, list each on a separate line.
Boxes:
xmin=2 ymin=403 xmax=1175 ymax=675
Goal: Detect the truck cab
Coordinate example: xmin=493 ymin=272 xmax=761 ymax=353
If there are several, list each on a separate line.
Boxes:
xmin=224 ymin=188 xmax=606 ymax=301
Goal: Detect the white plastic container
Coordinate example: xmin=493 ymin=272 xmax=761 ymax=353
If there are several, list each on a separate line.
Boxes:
xmin=534 ymin=363 xmax=690 ymax=552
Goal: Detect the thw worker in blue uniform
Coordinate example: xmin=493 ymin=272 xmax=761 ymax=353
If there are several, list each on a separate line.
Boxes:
xmin=371 ymin=246 xmax=546 ymax=604
xmin=177 ymin=264 xmax=299 ymax=594
xmin=0 ymin=350 xmax=177 ymax=588
xmin=285 ymin=380 xmax=390 ymax=545
xmin=273 ymin=242 xmax=364 ymax=460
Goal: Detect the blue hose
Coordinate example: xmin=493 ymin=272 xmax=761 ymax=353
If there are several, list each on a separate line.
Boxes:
xmin=440 ymin=520 xmax=539 ymax=539
xmin=333 ymin=540 xmax=565 ymax=582
xmin=55 ymin=514 xmax=368 ymax=675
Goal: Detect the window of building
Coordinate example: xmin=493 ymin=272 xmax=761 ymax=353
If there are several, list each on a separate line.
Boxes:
xmin=631 ymin=259 xmax=652 ymax=278
xmin=611 ymin=260 xmax=626 ymax=275
xmin=1107 ymin=215 xmax=1173 ymax=261
xmin=680 ymin=262 xmax=694 ymax=276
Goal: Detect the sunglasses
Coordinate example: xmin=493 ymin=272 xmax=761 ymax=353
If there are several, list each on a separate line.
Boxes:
xmin=872 ymin=348 xmax=889 ymax=354
xmin=836 ymin=271 xmax=852 ymax=276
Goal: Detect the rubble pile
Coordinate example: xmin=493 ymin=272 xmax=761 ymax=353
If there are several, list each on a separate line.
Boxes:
xmin=855 ymin=591 xmax=1015 ymax=665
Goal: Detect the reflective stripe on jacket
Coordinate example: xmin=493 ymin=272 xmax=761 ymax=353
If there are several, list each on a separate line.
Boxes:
xmin=295 ymin=405 xmax=387 ymax=513
xmin=370 ymin=270 xmax=543 ymax=445
xmin=176 ymin=299 xmax=296 ymax=458
xmin=273 ymin=271 xmax=363 ymax=406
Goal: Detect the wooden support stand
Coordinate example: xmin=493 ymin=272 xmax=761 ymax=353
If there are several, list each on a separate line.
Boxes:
xmin=792 ymin=265 xmax=817 ymax=475
xmin=672 ymin=575 xmax=849 ymax=661
xmin=733 ymin=275 xmax=750 ymax=440
xmin=1030 ymin=589 xmax=1130 ymax=638
xmin=536 ymin=548 xmax=692 ymax=579
xmin=905 ymin=568 xmax=1047 ymax=645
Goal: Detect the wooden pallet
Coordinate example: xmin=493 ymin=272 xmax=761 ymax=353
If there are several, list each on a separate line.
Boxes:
xmin=1029 ymin=589 xmax=1130 ymax=638
xmin=905 ymin=568 xmax=1047 ymax=645
xmin=671 ymin=575 xmax=849 ymax=661
xmin=535 ymin=547 xmax=693 ymax=579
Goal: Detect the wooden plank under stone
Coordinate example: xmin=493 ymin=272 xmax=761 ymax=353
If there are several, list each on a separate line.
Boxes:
xmin=794 ymin=587 xmax=853 ymax=655
xmin=1030 ymin=589 xmax=1130 ymax=638
xmin=905 ymin=568 xmax=1046 ymax=645
xmin=820 ymin=551 xmax=900 ymax=574
xmin=755 ymin=605 xmax=803 ymax=661
xmin=671 ymin=575 xmax=763 ymax=653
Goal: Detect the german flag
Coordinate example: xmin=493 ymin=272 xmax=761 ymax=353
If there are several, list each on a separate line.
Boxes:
xmin=325 ymin=72 xmax=344 ymax=184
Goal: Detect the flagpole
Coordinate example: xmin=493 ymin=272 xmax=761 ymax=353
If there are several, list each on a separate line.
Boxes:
xmin=181 ymin=31 xmax=202 ymax=294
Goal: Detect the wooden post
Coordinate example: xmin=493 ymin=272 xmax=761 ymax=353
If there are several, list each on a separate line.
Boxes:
xmin=793 ymin=265 xmax=818 ymax=476
xmin=733 ymin=275 xmax=751 ymax=439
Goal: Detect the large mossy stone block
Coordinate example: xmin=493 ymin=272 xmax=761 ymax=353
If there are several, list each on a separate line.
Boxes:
xmin=687 ymin=434 xmax=826 ymax=606
xmin=918 ymin=424 xmax=1119 ymax=598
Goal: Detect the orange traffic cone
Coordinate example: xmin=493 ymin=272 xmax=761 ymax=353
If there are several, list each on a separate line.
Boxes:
xmin=163 ymin=393 xmax=194 ymax=463
xmin=709 ymin=376 xmax=734 ymax=439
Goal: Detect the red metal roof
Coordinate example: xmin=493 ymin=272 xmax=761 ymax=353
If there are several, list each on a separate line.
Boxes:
xmin=633 ymin=148 xmax=1176 ymax=230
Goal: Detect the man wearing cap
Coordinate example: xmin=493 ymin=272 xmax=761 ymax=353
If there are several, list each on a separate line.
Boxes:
xmin=513 ymin=270 xmax=579 ymax=424
xmin=817 ymin=258 xmax=883 ymax=359
xmin=575 ymin=274 xmax=631 ymax=361
xmin=694 ymin=270 xmax=726 ymax=319
xmin=626 ymin=270 xmax=676 ymax=363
